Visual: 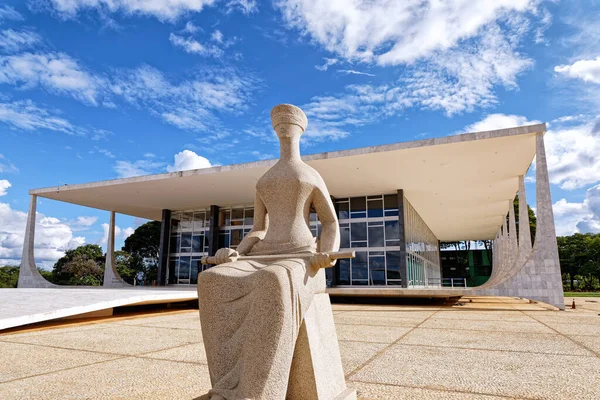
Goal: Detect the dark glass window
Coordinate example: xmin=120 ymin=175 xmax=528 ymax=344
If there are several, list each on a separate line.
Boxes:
xmin=369 ymin=255 xmax=386 ymax=285
xmin=219 ymin=210 xmax=231 ymax=227
xmin=231 ymin=208 xmax=244 ymax=226
xmin=351 ymin=251 xmax=368 ymax=281
xmin=384 ymin=194 xmax=399 ymax=216
xmin=192 ymin=235 xmax=202 ymax=253
xmin=340 ymin=224 xmax=350 ymax=248
xmin=244 ymin=208 xmax=254 ymax=226
xmin=337 ymin=201 xmax=349 ymax=220
xmin=350 ymin=197 xmax=366 ymax=218
xmin=350 ymin=222 xmax=367 ymax=242
xmin=386 ymin=251 xmax=401 ymax=281
xmin=368 ymin=224 xmax=384 ymax=247
xmin=385 ymin=220 xmax=400 ymax=244
xmin=218 ymin=232 xmax=230 ymax=249
xmin=168 ymin=258 xmax=178 ymax=284
xmin=231 ymin=229 xmax=244 ymax=246
xmin=181 ymin=233 xmax=192 ymax=252
xmin=170 ymin=235 xmax=180 ymax=254
xmin=191 ymin=258 xmax=201 ymax=284
xmin=367 ymin=199 xmax=383 ymax=218
xmin=179 ymin=256 xmax=190 ymax=281
xmin=338 ymin=259 xmax=350 ymax=285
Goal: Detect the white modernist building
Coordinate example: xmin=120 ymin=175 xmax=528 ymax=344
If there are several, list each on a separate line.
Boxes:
xmin=17 ymin=124 xmax=565 ymax=309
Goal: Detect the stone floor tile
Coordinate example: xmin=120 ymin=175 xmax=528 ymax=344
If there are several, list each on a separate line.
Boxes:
xmin=399 ymin=327 xmax=592 ymax=356
xmin=334 ymin=312 xmax=427 ymax=328
xmin=0 ymin=357 xmax=211 ymax=400
xmin=568 ymin=335 xmax=600 ymax=355
xmin=433 ymin=310 xmax=537 ymax=322
xmin=352 ymin=381 xmax=515 ymax=399
xmin=338 ymin=340 xmax=387 ymax=375
xmin=336 ymin=324 xmax=411 ymax=344
xmin=0 ymin=341 xmax=119 ymax=383
xmin=350 ymin=344 xmax=600 ymax=400
xmin=420 ymin=317 xmax=554 ymax=334
xmin=2 ymin=324 xmax=202 ymax=356
xmin=142 ymin=342 xmax=208 ymax=364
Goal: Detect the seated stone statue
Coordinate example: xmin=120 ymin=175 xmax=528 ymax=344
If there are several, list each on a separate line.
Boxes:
xmin=197 ymin=104 xmax=349 ymax=400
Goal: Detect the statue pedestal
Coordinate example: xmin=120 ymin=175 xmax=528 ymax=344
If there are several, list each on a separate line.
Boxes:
xmin=287 ymin=293 xmax=357 ymax=400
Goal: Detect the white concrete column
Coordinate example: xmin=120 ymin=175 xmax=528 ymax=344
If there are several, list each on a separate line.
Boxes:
xmin=517 ymin=175 xmax=532 ymax=261
xmin=508 ymin=198 xmax=518 ymax=268
xmin=17 ymin=195 xmax=55 ymax=288
xmin=103 ymin=211 xmax=131 ymax=287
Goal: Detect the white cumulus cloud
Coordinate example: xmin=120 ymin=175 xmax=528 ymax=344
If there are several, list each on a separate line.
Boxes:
xmin=167 ymin=150 xmax=211 ymax=172
xmin=462 ymin=113 xmax=541 ymax=133
xmin=100 ymin=223 xmax=135 ymax=250
xmin=0 ymin=179 xmax=10 ymax=196
xmin=169 ymin=33 xmax=223 ymax=57
xmin=545 ymin=117 xmax=600 ymax=190
xmin=0 ymin=201 xmax=86 ymax=269
xmin=555 ymin=56 xmax=600 ymax=84
xmin=276 ymin=0 xmax=535 ymax=65
xmin=0 ymin=52 xmax=103 ymax=105
xmin=553 ymin=184 xmax=600 ymax=236
xmin=44 ymin=0 xmax=217 ymax=22
xmin=0 ymin=29 xmax=42 ymax=53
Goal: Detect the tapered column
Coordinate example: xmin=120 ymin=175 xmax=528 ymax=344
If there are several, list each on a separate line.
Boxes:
xmin=397 ymin=190 xmax=408 ymax=288
xmin=17 ymin=195 xmax=55 ymax=288
xmin=508 ymin=199 xmax=518 ymax=267
xmin=103 ymin=211 xmax=130 ymax=287
xmin=157 ymin=209 xmax=171 ymax=286
xmin=473 ymin=130 xmax=565 ymax=309
xmin=517 ymin=175 xmax=532 ymax=263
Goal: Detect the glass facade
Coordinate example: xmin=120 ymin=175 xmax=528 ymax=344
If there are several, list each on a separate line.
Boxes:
xmin=168 ymin=210 xmax=210 ymax=285
xmin=165 ymin=192 xmax=441 ymax=287
xmin=404 ymin=197 xmax=441 ymax=287
xmin=335 ymin=194 xmax=403 ymax=286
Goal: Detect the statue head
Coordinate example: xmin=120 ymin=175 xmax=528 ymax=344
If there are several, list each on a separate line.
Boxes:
xmin=270 ymin=104 xmax=307 ymax=140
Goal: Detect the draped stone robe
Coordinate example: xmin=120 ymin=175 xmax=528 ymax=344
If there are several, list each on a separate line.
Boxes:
xmin=197 ymin=161 xmax=339 ymax=400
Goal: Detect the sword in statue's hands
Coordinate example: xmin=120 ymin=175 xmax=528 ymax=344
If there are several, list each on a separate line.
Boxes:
xmin=201 ymin=249 xmax=355 ymax=268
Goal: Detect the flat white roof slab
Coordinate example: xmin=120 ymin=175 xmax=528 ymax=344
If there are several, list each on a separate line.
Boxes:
xmin=30 ymin=124 xmax=544 ymax=241
xmin=0 ymin=288 xmax=197 ymax=331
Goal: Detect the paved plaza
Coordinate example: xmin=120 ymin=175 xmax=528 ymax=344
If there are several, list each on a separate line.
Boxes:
xmin=1 ymin=296 xmax=599 ymax=399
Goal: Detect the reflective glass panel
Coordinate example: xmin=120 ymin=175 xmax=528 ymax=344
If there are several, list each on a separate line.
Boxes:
xmin=350 ymin=197 xmax=367 ymax=218
xmin=192 ymin=235 xmax=202 ymax=253
xmin=244 ymin=208 xmax=254 ymax=225
xmin=350 ymin=222 xmax=367 ymax=242
xmin=340 ymin=224 xmax=350 ymax=248
xmin=337 ymin=201 xmax=349 ymax=220
xmin=179 ymin=256 xmax=190 ymax=281
xmin=369 ymin=256 xmax=386 ymax=284
xmin=367 ymin=199 xmax=383 ymax=218
xmin=338 ymin=259 xmax=350 ymax=285
xmin=368 ymin=224 xmax=384 ymax=247
xmin=351 ymin=251 xmax=368 ymax=281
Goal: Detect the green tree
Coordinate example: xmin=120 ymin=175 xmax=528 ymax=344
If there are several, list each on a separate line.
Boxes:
xmin=122 ymin=221 xmax=161 ymax=284
xmin=0 ymin=266 xmax=20 ymax=288
xmin=52 ymin=244 xmax=104 ymax=285
xmin=558 ymin=233 xmax=593 ymax=291
xmin=123 ymin=221 xmax=161 ymax=259
xmin=513 ymin=195 xmax=536 ymax=245
xmin=61 ymin=254 xmax=103 ymax=286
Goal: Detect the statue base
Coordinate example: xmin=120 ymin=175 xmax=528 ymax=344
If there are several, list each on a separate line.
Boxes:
xmin=287 ymin=293 xmax=354 ymax=400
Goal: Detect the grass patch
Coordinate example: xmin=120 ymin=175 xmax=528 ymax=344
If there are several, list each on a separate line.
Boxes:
xmin=564 ymin=292 xmax=600 ymax=297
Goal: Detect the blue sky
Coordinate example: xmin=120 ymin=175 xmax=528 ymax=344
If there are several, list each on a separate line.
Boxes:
xmin=0 ymin=0 xmax=599 ymax=268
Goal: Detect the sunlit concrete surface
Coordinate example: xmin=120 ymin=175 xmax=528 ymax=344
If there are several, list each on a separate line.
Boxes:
xmin=1 ymin=296 xmax=599 ymax=399
xmin=0 ymin=288 xmax=197 ymax=330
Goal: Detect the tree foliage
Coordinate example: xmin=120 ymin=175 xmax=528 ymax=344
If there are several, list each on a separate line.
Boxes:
xmin=123 ymin=221 xmax=161 ymax=259
xmin=51 ymin=244 xmax=104 ymax=285
xmin=558 ymin=233 xmax=600 ymax=291
xmin=0 ymin=266 xmax=19 ymax=288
